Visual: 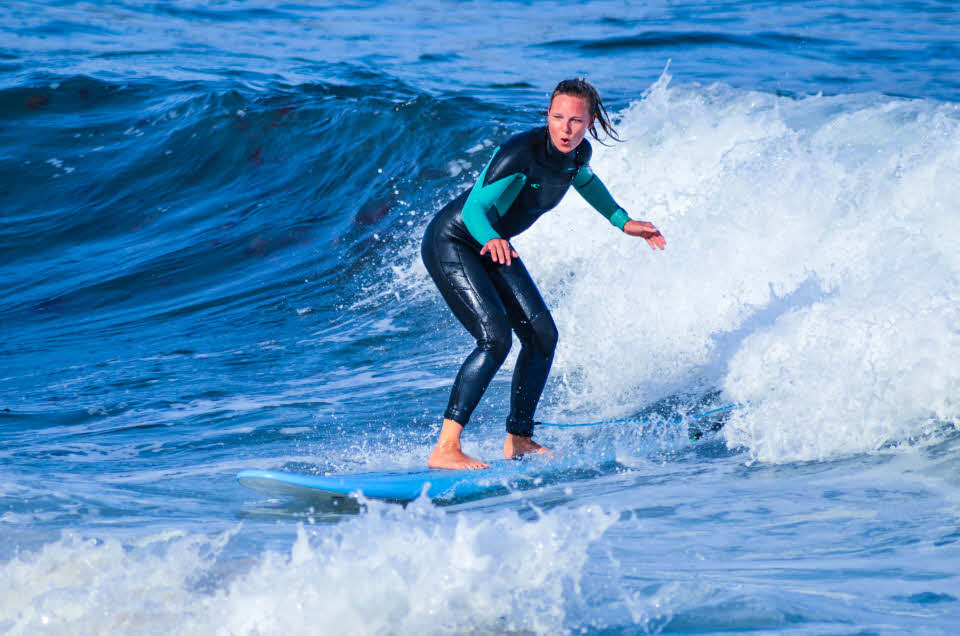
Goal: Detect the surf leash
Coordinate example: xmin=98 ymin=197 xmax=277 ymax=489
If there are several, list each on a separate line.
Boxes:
xmin=536 ymin=403 xmax=742 ymax=429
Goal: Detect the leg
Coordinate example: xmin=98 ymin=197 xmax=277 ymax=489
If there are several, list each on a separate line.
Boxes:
xmin=507 ymin=311 xmax=558 ymax=434
xmin=486 ymin=258 xmax=558 ymax=458
xmin=504 ymin=312 xmax=557 ymax=459
xmin=422 ymin=232 xmax=513 ymax=469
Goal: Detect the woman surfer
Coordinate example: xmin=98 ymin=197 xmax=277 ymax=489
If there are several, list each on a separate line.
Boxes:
xmin=421 ymin=78 xmax=666 ymax=469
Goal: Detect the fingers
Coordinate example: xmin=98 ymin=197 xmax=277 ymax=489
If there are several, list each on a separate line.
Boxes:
xmin=504 ymin=243 xmax=516 ymax=266
xmin=633 ymin=221 xmax=665 ymax=250
xmin=644 ymin=231 xmax=666 ymax=250
xmin=481 ymin=240 xmax=495 ymax=262
xmin=482 ymin=239 xmax=516 ymax=265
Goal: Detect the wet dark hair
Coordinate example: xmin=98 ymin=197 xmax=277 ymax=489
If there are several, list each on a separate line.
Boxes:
xmin=549 ymin=78 xmax=621 ymax=144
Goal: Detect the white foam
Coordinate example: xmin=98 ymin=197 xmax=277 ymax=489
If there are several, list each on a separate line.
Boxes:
xmin=488 ymin=70 xmax=960 ymax=461
xmin=0 ymin=503 xmax=614 ymax=635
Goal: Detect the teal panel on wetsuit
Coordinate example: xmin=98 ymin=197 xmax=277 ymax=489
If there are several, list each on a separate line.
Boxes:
xmin=573 ymin=165 xmax=631 ymax=230
xmin=460 ymin=147 xmax=528 ymax=245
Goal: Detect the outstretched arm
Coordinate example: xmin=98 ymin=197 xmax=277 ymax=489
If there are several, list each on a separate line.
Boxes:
xmin=573 ymin=165 xmax=665 ymax=250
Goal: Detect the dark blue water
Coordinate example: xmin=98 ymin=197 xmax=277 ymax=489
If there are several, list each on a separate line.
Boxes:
xmin=3 ymin=1 xmax=960 ymax=633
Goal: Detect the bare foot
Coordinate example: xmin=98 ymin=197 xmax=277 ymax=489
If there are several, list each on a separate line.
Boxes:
xmin=503 ymin=434 xmax=552 ymax=460
xmin=428 ymin=445 xmax=488 ymax=470
xmin=428 ymin=418 xmax=489 ymax=470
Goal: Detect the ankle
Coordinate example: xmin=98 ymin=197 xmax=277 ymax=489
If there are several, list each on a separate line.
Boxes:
xmin=435 ymin=419 xmax=466 ymax=449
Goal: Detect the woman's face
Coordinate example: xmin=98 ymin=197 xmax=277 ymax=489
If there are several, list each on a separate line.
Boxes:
xmin=547 ymin=94 xmax=593 ymax=153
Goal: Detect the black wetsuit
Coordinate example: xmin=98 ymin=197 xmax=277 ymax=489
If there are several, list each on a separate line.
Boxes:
xmin=421 ymin=126 xmax=630 ymax=436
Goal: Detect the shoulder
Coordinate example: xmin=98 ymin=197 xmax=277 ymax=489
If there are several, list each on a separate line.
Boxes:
xmin=498 ymin=127 xmax=541 ymax=162
xmin=484 ymin=127 xmax=540 ymax=182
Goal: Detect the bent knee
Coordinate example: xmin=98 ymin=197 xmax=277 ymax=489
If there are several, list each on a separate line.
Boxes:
xmin=478 ymin=320 xmax=513 ymax=364
xmin=530 ymin=312 xmax=558 ymax=355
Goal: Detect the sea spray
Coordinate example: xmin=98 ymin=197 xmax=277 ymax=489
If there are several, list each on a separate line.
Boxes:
xmin=0 ymin=500 xmax=615 ymax=635
xmin=481 ymin=70 xmax=960 ymax=461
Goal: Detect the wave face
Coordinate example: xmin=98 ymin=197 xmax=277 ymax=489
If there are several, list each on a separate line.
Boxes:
xmin=3 ymin=1 xmax=960 ymax=634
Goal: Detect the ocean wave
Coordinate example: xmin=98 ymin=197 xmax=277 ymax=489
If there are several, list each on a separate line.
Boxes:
xmin=0 ymin=73 xmax=516 ymax=347
xmin=0 ymin=503 xmax=615 ymax=635
xmin=466 ymin=68 xmax=960 ymax=462
xmin=6 ymin=65 xmax=960 ymax=467
xmin=540 ymin=30 xmax=845 ymax=53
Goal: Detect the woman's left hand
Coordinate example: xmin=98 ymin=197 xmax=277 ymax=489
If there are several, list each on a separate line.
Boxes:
xmin=624 ymin=220 xmax=666 ymax=250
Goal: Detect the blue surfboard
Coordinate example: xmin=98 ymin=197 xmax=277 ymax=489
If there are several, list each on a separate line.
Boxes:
xmin=237 ymin=455 xmax=584 ymax=503
xmin=237 ymin=402 xmax=736 ymax=502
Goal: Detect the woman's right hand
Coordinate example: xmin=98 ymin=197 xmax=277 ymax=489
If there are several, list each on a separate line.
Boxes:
xmin=480 ymin=238 xmax=519 ymax=266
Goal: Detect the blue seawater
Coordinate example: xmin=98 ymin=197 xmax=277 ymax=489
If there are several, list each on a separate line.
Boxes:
xmin=2 ymin=1 xmax=960 ymax=633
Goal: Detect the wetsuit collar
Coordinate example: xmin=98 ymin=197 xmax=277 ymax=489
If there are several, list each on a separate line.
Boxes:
xmin=543 ymin=127 xmax=577 ymax=165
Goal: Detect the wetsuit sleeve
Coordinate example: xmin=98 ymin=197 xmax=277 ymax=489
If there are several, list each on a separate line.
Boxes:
xmin=460 ymin=147 xmax=528 ymax=245
xmin=573 ymin=165 xmax=631 ymax=231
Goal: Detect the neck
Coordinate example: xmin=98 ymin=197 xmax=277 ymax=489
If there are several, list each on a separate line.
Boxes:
xmin=544 ymin=130 xmax=573 ymax=160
